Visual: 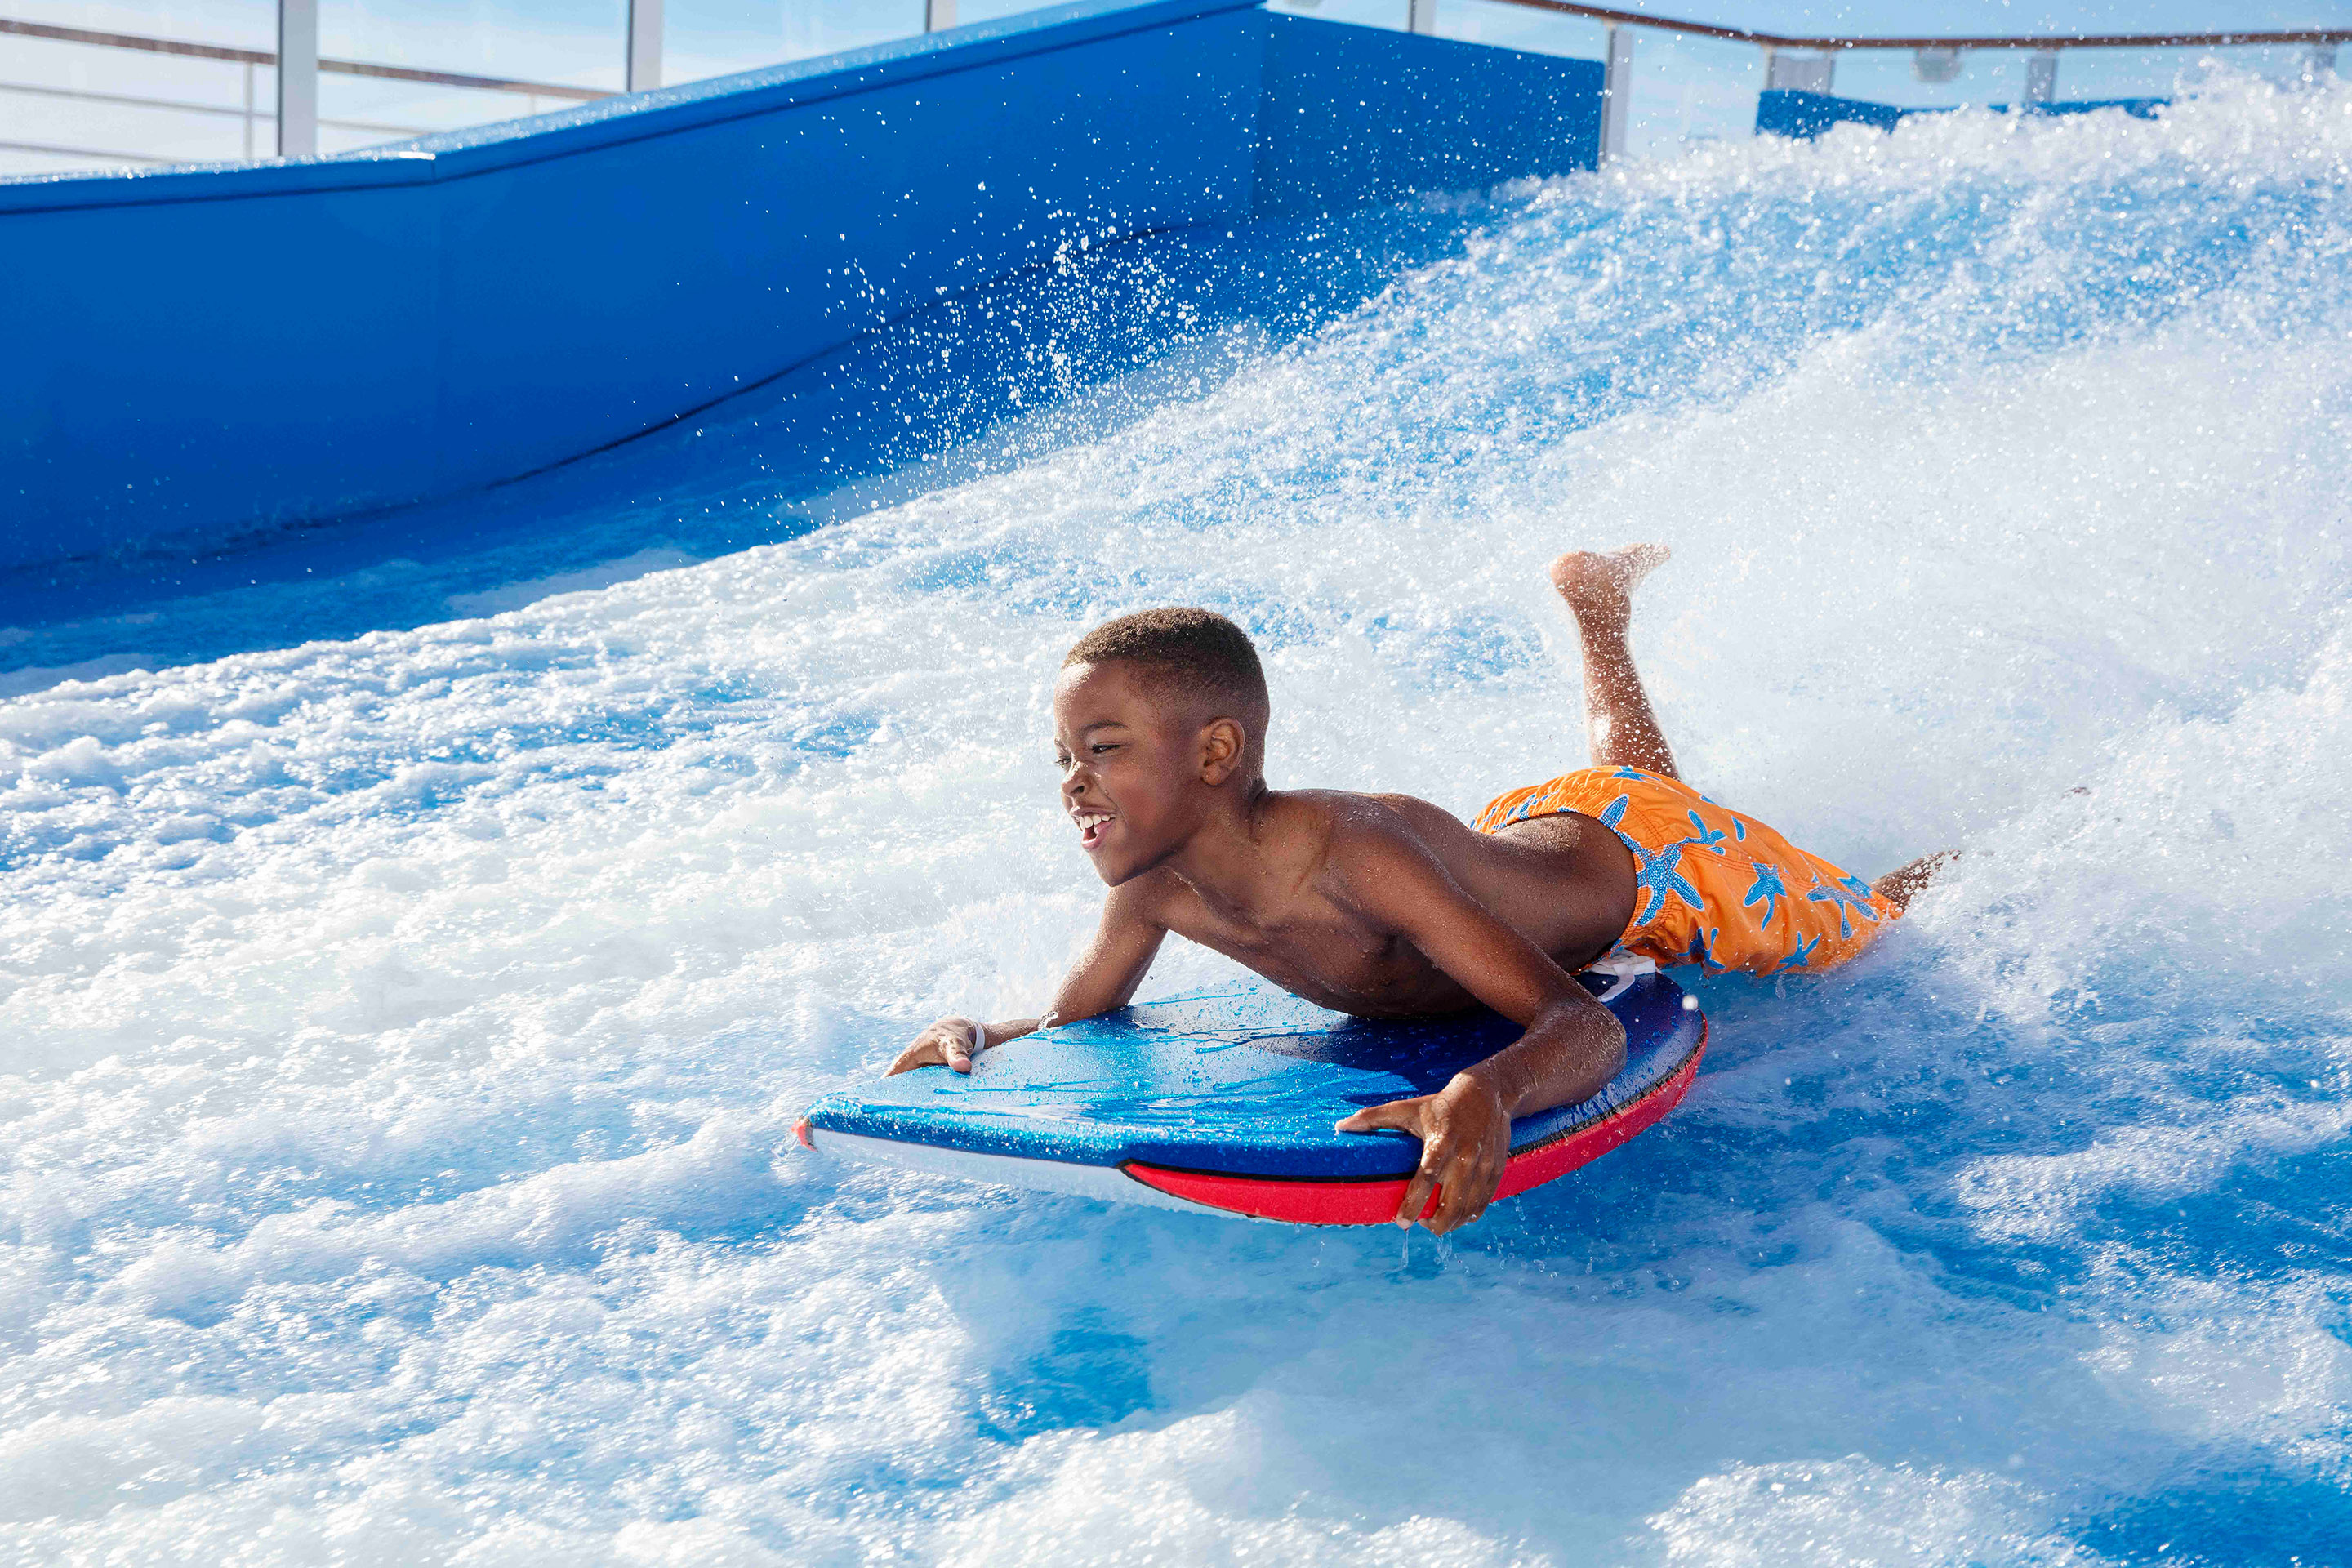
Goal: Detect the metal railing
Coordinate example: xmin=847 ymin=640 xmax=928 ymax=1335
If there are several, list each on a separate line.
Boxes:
xmin=1465 ymin=2 xmax=2352 ymax=53
xmin=0 ymin=16 xmax=609 ymax=167
xmin=1 ymin=0 xmax=978 ymax=171
xmin=1398 ymin=0 xmax=2352 ymax=160
xmin=10 ymin=2 xmax=2351 ymax=176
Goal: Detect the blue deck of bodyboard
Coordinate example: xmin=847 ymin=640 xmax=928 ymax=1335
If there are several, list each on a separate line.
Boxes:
xmin=805 ymin=972 xmax=1701 ymax=1178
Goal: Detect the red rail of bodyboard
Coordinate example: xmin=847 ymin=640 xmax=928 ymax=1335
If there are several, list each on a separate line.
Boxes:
xmin=1120 ymin=1028 xmax=1705 ymax=1225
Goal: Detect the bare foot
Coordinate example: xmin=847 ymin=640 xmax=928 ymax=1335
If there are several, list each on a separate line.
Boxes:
xmin=1872 ymin=849 xmax=1958 ymax=913
xmin=1549 ymin=543 xmax=1671 ymax=635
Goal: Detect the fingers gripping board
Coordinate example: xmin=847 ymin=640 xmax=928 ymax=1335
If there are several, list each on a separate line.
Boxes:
xmin=796 ymin=973 xmax=1706 ymax=1225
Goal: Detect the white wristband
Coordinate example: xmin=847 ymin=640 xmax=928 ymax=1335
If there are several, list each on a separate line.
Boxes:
xmin=969 ymin=1021 xmax=987 ymax=1053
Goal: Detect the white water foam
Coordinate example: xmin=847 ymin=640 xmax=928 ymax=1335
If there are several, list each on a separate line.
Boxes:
xmin=5 ymin=83 xmax=2352 ymax=1563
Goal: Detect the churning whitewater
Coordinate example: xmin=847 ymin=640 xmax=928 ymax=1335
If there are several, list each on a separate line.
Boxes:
xmin=5 ymin=82 xmax=2352 ymax=1564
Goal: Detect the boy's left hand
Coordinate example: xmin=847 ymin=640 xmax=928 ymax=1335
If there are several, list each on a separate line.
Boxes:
xmin=1334 ymin=1073 xmax=1512 ymax=1233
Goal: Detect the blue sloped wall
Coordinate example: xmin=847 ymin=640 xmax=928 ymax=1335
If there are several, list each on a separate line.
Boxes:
xmin=0 ymin=2 xmax=1600 ymax=577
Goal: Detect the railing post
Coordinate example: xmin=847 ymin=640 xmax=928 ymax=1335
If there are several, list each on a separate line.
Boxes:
xmin=2023 ymin=49 xmax=2057 ymax=108
xmin=926 ymin=0 xmax=959 ymax=32
xmin=1600 ymin=25 xmax=1632 ymax=165
xmin=1407 ymin=0 xmax=1437 ymax=35
xmin=626 ymin=0 xmax=662 ymax=91
xmin=276 ymin=0 xmax=317 ymax=158
xmin=243 ymin=60 xmax=256 ymax=160
xmin=2303 ymin=42 xmax=2338 ymax=85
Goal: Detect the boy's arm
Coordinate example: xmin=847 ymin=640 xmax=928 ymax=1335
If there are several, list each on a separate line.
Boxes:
xmin=887 ymin=882 xmax=1168 ymax=1075
xmin=1330 ymin=826 xmax=1627 ymax=1233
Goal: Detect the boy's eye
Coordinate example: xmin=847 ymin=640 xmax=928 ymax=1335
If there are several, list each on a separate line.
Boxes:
xmin=1090 ymin=744 xmax=1118 ymax=755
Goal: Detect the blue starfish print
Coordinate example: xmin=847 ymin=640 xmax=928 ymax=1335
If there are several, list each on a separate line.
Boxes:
xmin=1592 ymin=795 xmax=1708 ymax=924
xmin=1806 ymin=875 xmax=1879 ymax=939
xmin=1681 ymin=924 xmax=1720 ymax=969
xmin=1732 ymin=818 xmax=1747 ymax=842
xmin=1624 ymin=835 xmax=1705 ymax=925
xmin=1610 ymin=767 xmax=1649 ymax=780
xmin=1784 ymin=932 xmax=1822 ymax=969
xmin=1592 ymin=794 xmax=1650 ymax=861
xmin=1682 ymin=811 xmax=1729 ymax=853
xmin=1743 ymin=861 xmax=1789 ymax=929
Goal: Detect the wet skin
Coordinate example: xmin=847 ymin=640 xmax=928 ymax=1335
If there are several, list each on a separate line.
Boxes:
xmin=892 ymin=659 xmax=1640 ymax=1233
xmin=1089 ymin=783 xmax=1639 ymax=1020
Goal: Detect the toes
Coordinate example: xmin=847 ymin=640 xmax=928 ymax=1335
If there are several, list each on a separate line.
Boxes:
xmin=1618 ymin=541 xmax=1671 ymax=584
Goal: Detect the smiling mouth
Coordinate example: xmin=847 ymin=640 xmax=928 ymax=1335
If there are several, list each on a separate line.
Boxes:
xmin=1074 ymin=811 xmax=1113 ymax=849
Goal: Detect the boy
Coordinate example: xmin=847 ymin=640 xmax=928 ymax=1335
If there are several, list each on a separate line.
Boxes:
xmin=891 ymin=545 xmax=1945 ymax=1233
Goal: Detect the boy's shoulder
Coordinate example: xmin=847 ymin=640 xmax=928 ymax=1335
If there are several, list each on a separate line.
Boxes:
xmin=1269 ymin=788 xmax=1460 ymax=867
xmin=1259 ymin=786 xmax=1398 ymax=840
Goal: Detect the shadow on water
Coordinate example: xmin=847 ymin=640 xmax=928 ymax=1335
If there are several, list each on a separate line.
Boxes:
xmin=0 ymin=201 xmax=1494 ymax=689
xmin=978 ymin=1315 xmax=1158 ymax=1443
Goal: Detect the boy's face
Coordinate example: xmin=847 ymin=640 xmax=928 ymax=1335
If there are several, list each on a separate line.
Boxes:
xmin=1051 ymin=660 xmax=1228 ymax=885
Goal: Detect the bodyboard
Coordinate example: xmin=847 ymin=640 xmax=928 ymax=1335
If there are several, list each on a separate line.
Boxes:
xmin=797 ymin=971 xmax=1706 ymax=1225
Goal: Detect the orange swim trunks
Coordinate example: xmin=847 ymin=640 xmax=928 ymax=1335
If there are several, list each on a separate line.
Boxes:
xmin=1472 ymin=767 xmax=1899 ymax=977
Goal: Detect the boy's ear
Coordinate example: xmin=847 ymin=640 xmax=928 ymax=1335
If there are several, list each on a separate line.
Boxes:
xmin=1198 ymin=717 xmax=1245 ymax=786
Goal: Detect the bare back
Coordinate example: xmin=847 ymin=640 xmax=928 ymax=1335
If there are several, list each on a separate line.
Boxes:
xmin=1129 ymin=790 xmax=1635 ymax=1019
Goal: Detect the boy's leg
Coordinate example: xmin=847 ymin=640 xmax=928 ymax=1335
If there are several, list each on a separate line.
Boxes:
xmin=1550 ymin=544 xmax=1680 ymax=781
xmin=1548 ymin=543 xmax=1960 ymax=928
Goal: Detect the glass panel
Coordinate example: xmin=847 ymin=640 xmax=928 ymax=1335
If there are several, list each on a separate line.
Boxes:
xmin=666 ymin=0 xmax=924 ymax=86
xmin=312 ymin=0 xmax=621 ymax=151
xmin=0 ymin=42 xmax=262 ymax=168
xmin=1265 ymin=0 xmax=1410 ymax=35
xmin=322 ymin=0 xmax=624 ymax=92
xmin=959 ymin=0 xmax=1067 ymax=26
xmin=2058 ymin=43 xmax=2313 ymax=102
xmin=1436 ymin=0 xmax=1605 ymax=60
xmin=0 ymin=0 xmax=270 ymax=172
xmin=1620 ymin=28 xmax=1762 ymax=158
xmin=1830 ymin=44 xmax=2026 ymax=109
xmin=12 ymin=0 xmax=277 ymax=54
xmin=1824 ymin=42 xmax=2330 ymax=114
xmin=316 ymin=76 xmax=564 ymax=154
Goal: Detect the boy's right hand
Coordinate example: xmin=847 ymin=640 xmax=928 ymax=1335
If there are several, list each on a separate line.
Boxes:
xmin=888 ymin=1017 xmax=988 ymax=1076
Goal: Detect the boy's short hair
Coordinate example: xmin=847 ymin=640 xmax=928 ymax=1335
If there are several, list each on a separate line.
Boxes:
xmin=1064 ymin=608 xmax=1270 ymax=728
